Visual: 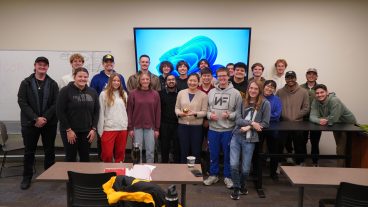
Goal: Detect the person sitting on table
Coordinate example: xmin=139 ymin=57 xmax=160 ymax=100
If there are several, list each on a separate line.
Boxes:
xmin=309 ymin=84 xmax=357 ymax=167
xmin=263 ymin=80 xmax=282 ymax=180
xmin=230 ymin=80 xmax=270 ymax=200
xmin=97 ymin=73 xmax=128 ymax=163
xmin=57 ymin=67 xmax=99 ymax=162
xmin=276 ymin=71 xmax=309 ymax=166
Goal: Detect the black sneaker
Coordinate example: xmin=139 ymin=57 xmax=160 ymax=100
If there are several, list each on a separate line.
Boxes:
xmin=20 ymin=177 xmax=31 ymax=190
xmin=230 ymin=189 xmax=240 ymax=200
xmin=240 ymin=187 xmax=248 ymax=195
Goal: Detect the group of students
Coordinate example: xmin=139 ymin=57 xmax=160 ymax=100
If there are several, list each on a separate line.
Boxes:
xmin=17 ymin=54 xmax=357 ymax=201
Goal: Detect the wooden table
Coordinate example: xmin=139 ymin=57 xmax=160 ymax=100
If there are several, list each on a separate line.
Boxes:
xmin=36 ymin=162 xmax=203 ymax=207
xmin=281 ymin=166 xmax=368 ymax=207
xmin=255 ymin=121 xmax=364 ymax=198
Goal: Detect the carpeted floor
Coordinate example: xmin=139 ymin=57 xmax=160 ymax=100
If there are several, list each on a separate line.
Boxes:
xmin=0 ymin=150 xmax=337 ymax=207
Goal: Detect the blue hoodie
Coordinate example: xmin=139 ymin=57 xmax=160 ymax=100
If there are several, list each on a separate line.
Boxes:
xmin=90 ymin=70 xmax=127 ymax=95
xmin=265 ymin=94 xmax=282 ymax=123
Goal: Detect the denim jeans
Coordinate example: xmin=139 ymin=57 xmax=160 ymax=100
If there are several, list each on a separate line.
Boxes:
xmin=134 ymin=128 xmax=155 ymax=163
xmin=230 ymin=134 xmax=256 ymax=189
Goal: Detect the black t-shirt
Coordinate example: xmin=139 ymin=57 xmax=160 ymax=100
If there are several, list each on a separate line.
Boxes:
xmin=159 ymin=89 xmax=178 ymax=124
xmin=36 ymin=79 xmax=44 ymax=115
xmin=176 ymin=77 xmax=189 ymax=91
xmin=230 ymin=77 xmax=248 ymax=93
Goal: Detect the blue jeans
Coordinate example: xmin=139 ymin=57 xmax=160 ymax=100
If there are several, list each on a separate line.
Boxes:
xmin=208 ymin=130 xmax=232 ymax=178
xmin=230 ymin=134 xmax=256 ymax=189
xmin=134 ymin=128 xmax=155 ymax=163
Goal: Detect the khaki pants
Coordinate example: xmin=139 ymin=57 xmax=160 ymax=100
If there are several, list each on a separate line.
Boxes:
xmin=333 ymin=131 xmax=347 ymax=167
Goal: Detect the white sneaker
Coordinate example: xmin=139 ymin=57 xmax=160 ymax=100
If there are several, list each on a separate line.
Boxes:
xmin=286 ymin=158 xmax=294 ymax=164
xmin=203 ymin=176 xmax=219 ymax=186
xmin=224 ymin=177 xmax=233 ymax=189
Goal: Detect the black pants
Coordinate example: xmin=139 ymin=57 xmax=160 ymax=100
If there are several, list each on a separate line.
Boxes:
xmin=159 ymin=122 xmax=180 ymax=163
xmin=281 ymin=131 xmax=307 ymax=164
xmin=265 ymin=131 xmax=285 ymax=176
xmin=21 ymin=125 xmax=57 ymax=178
xmin=60 ymin=130 xmax=91 ymax=162
xmin=303 ymin=131 xmax=322 ymax=164
xmin=177 ymin=124 xmax=203 ymax=164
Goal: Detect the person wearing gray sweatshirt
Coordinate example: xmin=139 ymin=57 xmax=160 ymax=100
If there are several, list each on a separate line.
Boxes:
xmin=203 ymin=67 xmax=242 ymax=189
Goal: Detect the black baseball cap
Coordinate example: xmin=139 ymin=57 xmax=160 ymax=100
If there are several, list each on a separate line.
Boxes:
xmin=102 ymin=54 xmax=114 ymax=62
xmin=35 ymin=56 xmax=49 ymax=65
xmin=285 ymin=71 xmax=297 ymax=78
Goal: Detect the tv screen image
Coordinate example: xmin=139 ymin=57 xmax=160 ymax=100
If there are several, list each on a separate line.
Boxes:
xmin=134 ymin=28 xmax=251 ymax=77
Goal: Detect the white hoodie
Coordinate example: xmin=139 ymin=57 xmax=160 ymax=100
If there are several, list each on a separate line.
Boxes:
xmin=97 ymin=90 xmax=128 ymax=134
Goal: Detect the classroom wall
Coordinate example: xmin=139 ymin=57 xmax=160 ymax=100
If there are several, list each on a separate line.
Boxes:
xmin=1 ymin=0 xmax=367 ymax=155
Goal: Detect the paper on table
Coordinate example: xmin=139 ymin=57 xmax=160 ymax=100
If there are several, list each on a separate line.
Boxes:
xmin=125 ymin=164 xmax=156 ymax=180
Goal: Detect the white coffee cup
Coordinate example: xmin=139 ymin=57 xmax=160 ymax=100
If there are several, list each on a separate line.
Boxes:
xmin=186 ymin=156 xmax=196 ymax=167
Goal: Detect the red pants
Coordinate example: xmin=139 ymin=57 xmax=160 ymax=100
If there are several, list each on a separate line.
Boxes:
xmin=101 ymin=130 xmax=127 ymax=163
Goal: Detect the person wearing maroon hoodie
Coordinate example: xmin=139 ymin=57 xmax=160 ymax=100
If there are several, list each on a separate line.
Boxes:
xmin=127 ymin=73 xmax=161 ymax=163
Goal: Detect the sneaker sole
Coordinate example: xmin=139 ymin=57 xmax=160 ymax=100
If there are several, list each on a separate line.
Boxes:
xmin=230 ymin=195 xmax=240 ymax=200
xmin=203 ymin=179 xmax=219 ymax=186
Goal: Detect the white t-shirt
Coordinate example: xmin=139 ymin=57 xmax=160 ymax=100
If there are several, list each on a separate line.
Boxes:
xmin=58 ymin=73 xmax=74 ymax=89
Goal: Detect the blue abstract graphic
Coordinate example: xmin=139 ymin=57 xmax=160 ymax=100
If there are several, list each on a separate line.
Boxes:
xmin=134 ymin=28 xmax=251 ymax=77
xmin=156 ymin=36 xmax=223 ymax=76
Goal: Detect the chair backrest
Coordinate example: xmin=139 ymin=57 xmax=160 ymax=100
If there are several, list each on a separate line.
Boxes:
xmin=336 ymin=182 xmax=368 ymax=207
xmin=67 ymin=171 xmax=116 ymax=207
xmin=0 ymin=121 xmax=8 ymax=146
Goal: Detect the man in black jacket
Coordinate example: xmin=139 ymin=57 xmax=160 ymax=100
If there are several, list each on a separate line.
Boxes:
xmin=17 ymin=57 xmax=59 ymax=190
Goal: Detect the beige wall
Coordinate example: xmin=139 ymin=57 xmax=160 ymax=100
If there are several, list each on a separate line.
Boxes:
xmin=1 ymin=0 xmax=367 ymax=154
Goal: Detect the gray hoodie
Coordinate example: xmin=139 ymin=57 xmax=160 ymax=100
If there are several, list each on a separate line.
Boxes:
xmin=207 ymin=82 xmax=242 ymax=132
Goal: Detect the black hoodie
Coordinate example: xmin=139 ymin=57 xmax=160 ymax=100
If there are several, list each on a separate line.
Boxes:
xmin=56 ymin=82 xmax=99 ymax=132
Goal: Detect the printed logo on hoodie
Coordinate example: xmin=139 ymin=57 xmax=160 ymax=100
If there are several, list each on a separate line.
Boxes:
xmin=213 ymin=93 xmax=230 ymax=110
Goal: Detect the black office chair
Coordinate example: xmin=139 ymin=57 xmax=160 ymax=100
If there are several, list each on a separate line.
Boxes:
xmin=319 ymin=182 xmax=368 ymax=207
xmin=0 ymin=121 xmax=25 ymax=177
xmin=67 ymin=171 xmax=117 ymax=207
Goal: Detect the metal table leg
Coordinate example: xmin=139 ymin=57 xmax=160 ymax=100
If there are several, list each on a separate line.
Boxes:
xmin=298 ymin=186 xmax=304 ymax=207
xmin=181 ymin=184 xmax=186 ymax=207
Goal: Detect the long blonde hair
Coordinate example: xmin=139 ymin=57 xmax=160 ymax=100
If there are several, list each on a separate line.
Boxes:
xmin=243 ymin=80 xmax=264 ymax=110
xmin=104 ymin=73 xmax=127 ymax=107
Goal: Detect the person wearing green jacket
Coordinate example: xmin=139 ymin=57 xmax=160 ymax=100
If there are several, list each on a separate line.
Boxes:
xmin=309 ymin=84 xmax=357 ymax=166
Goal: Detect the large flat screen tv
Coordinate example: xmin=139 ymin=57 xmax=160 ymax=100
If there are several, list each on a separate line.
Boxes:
xmin=133 ymin=27 xmax=251 ymax=77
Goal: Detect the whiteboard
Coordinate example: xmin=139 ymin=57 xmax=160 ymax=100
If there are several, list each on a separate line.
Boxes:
xmin=0 ymin=50 xmax=110 ymax=121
